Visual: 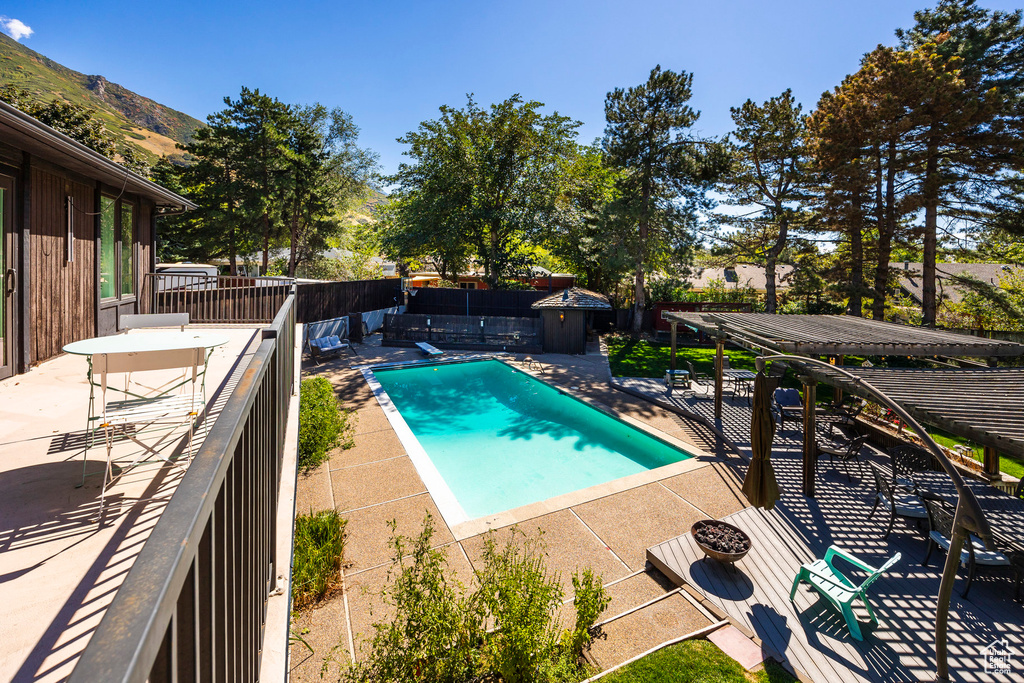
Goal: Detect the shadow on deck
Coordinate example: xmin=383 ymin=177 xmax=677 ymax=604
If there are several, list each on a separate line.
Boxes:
xmin=622 ymin=377 xmax=1024 ymax=683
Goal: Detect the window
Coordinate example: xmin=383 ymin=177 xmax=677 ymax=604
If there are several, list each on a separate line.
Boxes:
xmin=121 ymin=202 xmax=134 ymax=296
xmin=99 ymin=196 xmax=135 ymax=300
xmin=100 ymin=197 xmax=116 ymax=299
xmin=459 ymin=282 xmax=476 ymax=290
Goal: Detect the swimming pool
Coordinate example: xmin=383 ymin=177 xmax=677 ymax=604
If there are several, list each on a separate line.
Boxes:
xmin=370 ymin=359 xmax=694 ymax=523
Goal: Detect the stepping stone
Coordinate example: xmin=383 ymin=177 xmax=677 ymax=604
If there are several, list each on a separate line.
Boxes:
xmin=707 ymin=624 xmax=765 ymax=671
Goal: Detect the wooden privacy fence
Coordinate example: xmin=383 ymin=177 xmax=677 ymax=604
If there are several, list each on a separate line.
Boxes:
xmin=295 ymin=279 xmax=400 ymax=323
xmin=406 ymin=288 xmax=547 ymax=318
xmin=384 ymin=313 xmax=543 ymax=349
xmin=145 ymin=274 xmax=293 ymax=324
xmin=70 ymin=289 xmax=297 ymax=683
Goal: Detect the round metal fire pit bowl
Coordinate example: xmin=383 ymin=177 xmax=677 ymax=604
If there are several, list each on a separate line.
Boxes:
xmin=691 ymin=519 xmax=751 ymax=565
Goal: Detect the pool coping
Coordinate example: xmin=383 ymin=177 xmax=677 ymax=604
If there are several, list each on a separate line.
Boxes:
xmin=360 ymin=356 xmax=713 ymax=541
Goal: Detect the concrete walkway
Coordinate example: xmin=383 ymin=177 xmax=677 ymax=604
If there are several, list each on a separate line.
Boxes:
xmin=289 ymin=339 xmax=750 ymax=680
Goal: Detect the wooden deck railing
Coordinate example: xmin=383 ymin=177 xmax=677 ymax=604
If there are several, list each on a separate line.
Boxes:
xmin=69 ymin=288 xmax=297 ymax=683
xmin=145 ymin=273 xmax=294 ymax=324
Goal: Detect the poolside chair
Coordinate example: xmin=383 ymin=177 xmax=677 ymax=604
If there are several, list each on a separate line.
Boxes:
xmin=866 ymin=462 xmax=928 ymax=539
xmin=686 ymin=361 xmax=713 ymax=398
xmin=790 ymin=545 xmax=901 ymax=641
xmin=773 ymin=388 xmax=803 ymax=429
xmin=764 ymin=360 xmax=789 ymax=392
xmin=90 ymin=347 xmax=208 ymax=510
xmin=921 ymin=496 xmax=1010 ymax=599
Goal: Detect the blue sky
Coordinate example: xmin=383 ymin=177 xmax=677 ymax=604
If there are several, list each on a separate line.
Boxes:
xmin=4 ymin=1 xmax=1022 ymax=176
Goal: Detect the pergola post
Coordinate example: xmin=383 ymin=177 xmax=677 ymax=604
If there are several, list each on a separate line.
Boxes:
xmin=983 ymin=446 xmax=1000 ymax=478
xmin=834 ymin=355 xmax=844 ymax=405
xmin=670 ymin=321 xmax=677 ymax=372
xmin=799 ymin=374 xmax=817 ymax=497
xmin=714 ymin=336 xmax=725 ymax=420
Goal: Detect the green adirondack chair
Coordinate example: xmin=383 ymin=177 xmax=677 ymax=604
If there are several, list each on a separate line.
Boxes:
xmin=789 ymin=545 xmax=901 ymax=641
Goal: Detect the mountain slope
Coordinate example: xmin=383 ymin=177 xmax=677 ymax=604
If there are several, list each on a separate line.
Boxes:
xmin=0 ymin=32 xmax=202 ymax=160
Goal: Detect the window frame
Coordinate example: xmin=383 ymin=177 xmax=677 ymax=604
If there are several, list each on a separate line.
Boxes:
xmin=99 ymin=194 xmax=136 ymax=303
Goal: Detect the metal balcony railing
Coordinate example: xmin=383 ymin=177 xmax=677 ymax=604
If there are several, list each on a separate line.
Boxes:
xmin=69 ymin=288 xmax=297 ymax=683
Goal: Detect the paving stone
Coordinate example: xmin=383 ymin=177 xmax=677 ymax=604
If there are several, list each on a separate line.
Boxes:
xmin=602 ymin=568 xmax=676 ymax=620
xmin=342 ymin=493 xmax=454 ymax=572
xmin=588 ymin=592 xmax=713 ymax=670
xmin=328 ymin=428 xmax=405 ymax=469
xmin=460 ymin=509 xmax=629 ymax=598
xmin=295 ymin=462 xmax=334 ymax=515
xmin=707 ymin=624 xmax=765 ymax=670
xmin=660 ymin=463 xmax=749 ymax=520
xmin=572 ymin=483 xmax=705 ymax=571
xmin=331 ymin=456 xmax=425 ymax=512
xmin=287 ymin=596 xmax=349 ymax=682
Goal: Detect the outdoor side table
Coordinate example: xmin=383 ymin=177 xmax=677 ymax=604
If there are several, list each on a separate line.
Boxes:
xmin=665 ymin=369 xmax=690 ymax=395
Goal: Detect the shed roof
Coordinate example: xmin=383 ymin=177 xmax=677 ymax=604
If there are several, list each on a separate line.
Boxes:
xmin=666 ymin=312 xmax=1024 ymax=357
xmin=793 ymin=364 xmax=1024 ymax=459
xmin=0 ymin=100 xmax=196 ymax=213
xmin=531 ymin=287 xmax=611 ymax=310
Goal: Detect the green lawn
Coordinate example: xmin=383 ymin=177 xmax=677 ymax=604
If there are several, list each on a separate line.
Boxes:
xmin=599 ymin=639 xmax=796 ymax=683
xmin=929 ymin=429 xmax=1024 ymax=479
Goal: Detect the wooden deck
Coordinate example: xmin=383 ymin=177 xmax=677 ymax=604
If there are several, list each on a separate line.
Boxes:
xmin=626 ymin=377 xmax=1024 ymax=683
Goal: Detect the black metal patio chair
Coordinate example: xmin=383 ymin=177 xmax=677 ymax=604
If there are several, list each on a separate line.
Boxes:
xmin=888 ymin=444 xmax=936 ymax=494
xmin=922 ymin=496 xmax=1011 ymax=599
xmin=867 ymin=461 xmax=928 ymax=539
xmin=818 ymin=432 xmax=868 ymax=482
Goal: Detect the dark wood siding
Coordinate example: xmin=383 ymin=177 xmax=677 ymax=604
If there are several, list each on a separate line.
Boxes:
xmin=541 ymin=309 xmax=586 ymax=354
xmin=30 ymin=166 xmax=96 ymax=363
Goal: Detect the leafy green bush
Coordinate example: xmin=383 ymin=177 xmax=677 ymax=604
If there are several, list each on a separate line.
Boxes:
xmin=292 ymin=510 xmax=346 ymax=609
xmin=298 ymin=376 xmax=351 ymax=470
xmin=340 ymin=516 xmax=609 ymax=683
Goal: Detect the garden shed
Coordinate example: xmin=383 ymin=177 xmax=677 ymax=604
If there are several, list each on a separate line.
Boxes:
xmin=532 ymin=287 xmax=611 ymax=355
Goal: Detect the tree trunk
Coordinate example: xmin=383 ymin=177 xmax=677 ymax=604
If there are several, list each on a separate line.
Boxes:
xmin=871 ymin=139 xmax=897 ymax=321
xmin=262 ymin=213 xmax=270 ymax=275
xmin=764 ymin=212 xmax=789 ymax=314
xmin=631 ymin=165 xmax=652 ymax=338
xmin=288 ymin=196 xmax=299 ymax=278
xmin=847 ymin=187 xmax=864 ymax=317
xmin=922 ymin=136 xmax=940 ymax=327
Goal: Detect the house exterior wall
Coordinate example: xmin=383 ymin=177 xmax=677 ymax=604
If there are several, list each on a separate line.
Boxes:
xmin=29 ymin=165 xmax=97 ymax=362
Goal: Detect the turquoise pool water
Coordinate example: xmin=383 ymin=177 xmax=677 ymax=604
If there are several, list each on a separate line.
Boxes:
xmin=373 ymin=359 xmax=693 ymax=519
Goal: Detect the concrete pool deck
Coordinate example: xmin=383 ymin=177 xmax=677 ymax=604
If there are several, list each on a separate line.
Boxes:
xmin=289 ymin=339 xmax=752 ymax=680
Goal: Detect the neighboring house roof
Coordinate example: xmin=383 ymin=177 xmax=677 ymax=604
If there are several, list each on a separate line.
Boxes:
xmin=684 ymin=264 xmax=795 ymax=292
xmin=532 ymin=287 xmax=611 ymax=310
xmin=896 ymin=262 xmax=1022 ymax=305
xmin=0 ymin=100 xmax=195 ymax=213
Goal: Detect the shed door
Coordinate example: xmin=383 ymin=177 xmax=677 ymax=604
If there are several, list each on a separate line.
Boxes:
xmin=0 ymin=176 xmax=15 ymax=380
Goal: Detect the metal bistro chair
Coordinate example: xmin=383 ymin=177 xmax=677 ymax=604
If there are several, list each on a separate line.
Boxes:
xmin=818 ymin=431 xmax=868 ymax=482
xmin=867 ymin=461 xmax=928 ymax=539
xmin=88 ymin=347 xmax=208 ymax=509
xmin=889 ymin=444 xmax=936 ymax=494
xmin=773 ymin=387 xmax=803 ymax=430
xmin=922 ymin=496 xmax=1010 ymax=599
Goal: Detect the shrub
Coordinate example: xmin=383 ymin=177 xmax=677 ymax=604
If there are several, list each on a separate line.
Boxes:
xmin=292 ymin=510 xmax=346 ymax=609
xmin=339 ymin=517 xmax=609 ymax=683
xmin=298 ymin=376 xmax=351 ymax=469
xmin=477 ymin=530 xmax=566 ymax=683
xmin=342 ymin=515 xmax=483 ymax=683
